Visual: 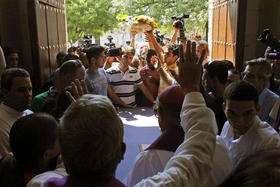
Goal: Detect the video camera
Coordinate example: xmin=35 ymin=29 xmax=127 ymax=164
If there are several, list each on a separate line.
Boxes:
xmin=171 ymin=14 xmax=190 ymax=29
xmin=154 ymin=30 xmax=170 ymax=46
xmin=80 ymin=34 xmax=93 ymax=49
xmin=104 ymin=35 xmax=122 ymax=57
xmin=258 ymin=29 xmax=280 ymax=60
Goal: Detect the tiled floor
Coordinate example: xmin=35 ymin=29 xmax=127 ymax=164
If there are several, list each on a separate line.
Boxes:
xmin=116 ymin=107 xmax=161 ymax=181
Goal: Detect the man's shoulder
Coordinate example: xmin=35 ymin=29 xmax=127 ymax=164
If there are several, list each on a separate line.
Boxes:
xmin=140 ymin=65 xmax=148 ymax=71
xmin=98 ymin=68 xmax=106 ymax=74
xmin=256 ymin=120 xmax=280 ymax=137
xmin=27 ymin=168 xmax=67 ymax=187
xmin=237 ymin=119 xmax=280 ymax=148
xmin=33 ymin=89 xmax=51 ymax=100
xmin=106 ymin=66 xmax=121 ymax=74
xmin=128 ymin=66 xmax=139 ymax=74
xmin=262 ymin=88 xmax=279 ymax=101
xmin=135 ymin=149 xmax=173 ymax=167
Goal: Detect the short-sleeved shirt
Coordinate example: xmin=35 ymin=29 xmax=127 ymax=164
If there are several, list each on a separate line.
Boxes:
xmin=106 ymin=66 xmax=142 ymax=106
xmin=140 ymin=66 xmax=160 ymax=99
xmin=85 ymin=68 xmax=109 ymax=96
xmin=31 ymin=87 xmax=55 ymax=113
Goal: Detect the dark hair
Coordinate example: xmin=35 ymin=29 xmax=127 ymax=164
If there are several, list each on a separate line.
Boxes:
xmin=223 ymin=80 xmax=259 ymax=105
xmin=218 ymin=149 xmax=280 ymax=187
xmin=9 ymin=113 xmax=58 ymax=172
xmin=3 ymin=46 xmax=19 ymax=57
xmin=245 ymin=57 xmax=272 ymax=78
xmin=205 ymin=61 xmax=229 ymax=85
xmin=146 ymin=49 xmax=157 ymax=64
xmin=85 ymin=45 xmax=105 ymax=63
xmin=62 ymin=53 xmax=79 ymax=63
xmin=1 ymin=68 xmax=30 ymax=90
xmin=56 ymin=51 xmax=67 ymax=67
xmin=59 ymin=60 xmax=83 ymax=78
xmin=166 ymin=43 xmax=179 ymax=56
xmin=224 ymin=60 xmax=234 ymax=70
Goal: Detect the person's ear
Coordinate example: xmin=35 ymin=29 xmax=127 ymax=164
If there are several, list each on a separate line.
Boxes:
xmin=43 ymin=139 xmax=60 ymax=161
xmin=90 ymin=57 xmax=96 ymax=65
xmin=222 ymin=102 xmax=226 ymax=112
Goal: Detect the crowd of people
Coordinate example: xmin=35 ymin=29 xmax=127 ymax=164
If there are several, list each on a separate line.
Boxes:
xmin=1 ymin=23 xmax=280 ymax=187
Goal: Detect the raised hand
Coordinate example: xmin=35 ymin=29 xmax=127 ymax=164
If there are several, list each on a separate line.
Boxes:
xmin=178 ymin=40 xmax=205 ymax=94
xmin=66 ymin=79 xmax=88 ymax=103
xmin=151 ymin=55 xmax=162 ymax=70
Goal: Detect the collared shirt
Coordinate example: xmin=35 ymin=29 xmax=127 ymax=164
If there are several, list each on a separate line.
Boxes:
xmin=221 ymin=117 xmax=280 ymax=167
xmin=0 ymin=103 xmax=32 ymax=159
xmin=258 ymin=88 xmax=279 ymax=125
xmin=135 ymin=92 xmax=217 ymax=187
xmin=106 ymin=66 xmax=142 ymax=106
xmin=31 ymin=87 xmax=56 ymax=113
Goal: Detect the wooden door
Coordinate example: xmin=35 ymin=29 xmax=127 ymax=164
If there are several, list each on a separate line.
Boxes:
xmin=34 ymin=1 xmax=50 ymax=87
xmin=211 ymin=0 xmax=246 ymax=71
xmin=29 ymin=0 xmax=67 ymax=89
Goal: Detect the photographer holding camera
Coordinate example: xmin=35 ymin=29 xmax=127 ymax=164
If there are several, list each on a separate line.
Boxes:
xmin=106 ymin=46 xmax=154 ymax=108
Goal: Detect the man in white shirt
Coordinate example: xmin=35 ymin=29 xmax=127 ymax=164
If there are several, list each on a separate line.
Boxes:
xmin=221 ymin=80 xmax=280 ymax=166
xmin=127 ymin=85 xmax=232 ymax=187
xmin=0 ymin=68 xmax=33 ymax=159
xmin=134 ymin=41 xmax=218 ymax=186
xmin=106 ymin=46 xmax=154 ymax=107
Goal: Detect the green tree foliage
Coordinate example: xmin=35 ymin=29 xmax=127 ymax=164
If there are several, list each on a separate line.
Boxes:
xmin=66 ymin=0 xmax=208 ymax=42
xmin=66 ymin=0 xmax=117 ymax=42
xmin=113 ymin=0 xmax=209 ymax=38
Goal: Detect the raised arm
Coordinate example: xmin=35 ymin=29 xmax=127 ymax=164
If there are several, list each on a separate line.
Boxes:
xmin=170 ymin=26 xmax=179 ymax=44
xmin=144 ymin=31 xmax=164 ymax=54
xmin=137 ymin=83 xmax=155 ymax=102
xmin=130 ymin=31 xmax=137 ymax=48
xmin=135 ymin=41 xmax=217 ymax=187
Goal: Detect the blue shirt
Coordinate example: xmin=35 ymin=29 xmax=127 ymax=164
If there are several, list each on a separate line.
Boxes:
xmin=85 ymin=68 xmax=108 ymax=96
xmin=258 ymin=88 xmax=279 ymax=125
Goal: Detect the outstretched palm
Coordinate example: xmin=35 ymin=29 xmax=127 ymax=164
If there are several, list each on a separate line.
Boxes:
xmin=178 ymin=40 xmax=205 ymax=93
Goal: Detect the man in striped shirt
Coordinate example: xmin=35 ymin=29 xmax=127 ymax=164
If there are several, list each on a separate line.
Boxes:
xmin=106 ymin=46 xmax=154 ymax=107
